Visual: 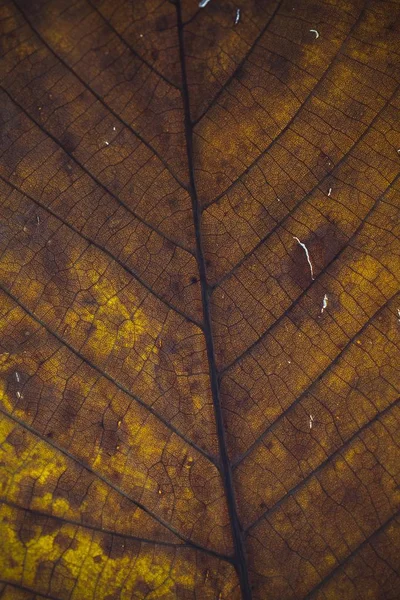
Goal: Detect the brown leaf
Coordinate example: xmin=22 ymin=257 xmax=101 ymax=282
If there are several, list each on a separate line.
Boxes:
xmin=0 ymin=0 xmax=399 ymax=598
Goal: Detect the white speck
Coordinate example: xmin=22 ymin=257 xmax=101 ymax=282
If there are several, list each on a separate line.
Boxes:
xmin=397 ymin=149 xmax=400 ymax=154
xmin=112 ymin=126 xmax=116 ymax=131
xmin=293 ymin=236 xmax=315 ymax=281
xmin=140 ymin=34 xmax=143 ymax=38
xmin=199 ymin=0 xmax=211 ymax=6
xmin=310 ymin=29 xmax=319 ymax=38
xmin=235 ymin=8 xmax=240 ymax=24
xmin=277 ymin=197 xmax=281 ymax=202
xmin=321 ymin=294 xmax=328 ymax=314
xmin=287 ymin=360 xmax=291 ymax=364
xmin=15 ymin=372 xmax=20 ymax=383
xmin=105 ymin=141 xmax=109 ymax=146
xmin=36 ymin=215 xmax=40 ymax=225
xmin=397 ymin=308 xmax=400 ymax=322
xmin=328 ymin=187 xmax=332 ymax=197
xmin=309 ymin=414 xmax=314 ymax=429
xmin=16 ymin=391 xmax=22 ymax=399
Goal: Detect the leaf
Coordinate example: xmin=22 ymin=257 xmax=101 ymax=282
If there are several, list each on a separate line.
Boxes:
xmin=0 ymin=0 xmax=399 ymax=598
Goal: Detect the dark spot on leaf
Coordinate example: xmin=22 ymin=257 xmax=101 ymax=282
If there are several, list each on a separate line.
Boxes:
xmin=168 ymin=196 xmax=179 ymax=210
xmin=61 ymin=130 xmax=80 ymax=154
xmin=156 ymin=15 xmax=168 ymax=31
xmin=100 ymin=535 xmax=127 ymax=560
xmin=267 ymin=53 xmax=291 ymax=84
xmin=54 ymin=532 xmax=72 ymax=550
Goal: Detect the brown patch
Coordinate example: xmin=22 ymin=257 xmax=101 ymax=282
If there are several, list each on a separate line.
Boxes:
xmin=42 ymin=518 xmax=61 ymax=537
xmin=16 ymin=476 xmax=36 ymax=507
xmin=267 ymin=53 xmax=292 ymax=85
xmin=164 ymin=238 xmax=176 ymax=253
xmin=41 ymin=244 xmax=70 ymax=284
xmin=60 ymin=130 xmax=80 ymax=155
xmin=8 ymin=557 xmax=19 ymax=570
xmin=100 ymin=534 xmax=126 ymax=559
xmin=99 ymin=429 xmax=119 ymax=455
xmin=311 ymin=221 xmax=348 ymax=268
xmin=133 ymin=581 xmax=152 ymax=596
xmin=289 ymin=220 xmax=347 ymax=289
xmin=341 ymin=484 xmax=361 ymax=509
xmin=6 ymin=428 xmax=29 ymax=456
xmin=18 ymin=521 xmax=37 ymax=544
xmin=235 ymin=64 xmax=245 ymax=82
xmin=171 ymin=278 xmax=183 ymax=297
xmin=52 ymin=485 xmax=78 ymax=511
xmin=156 ymin=15 xmax=169 ymax=31
xmin=54 ymin=532 xmax=73 ymax=550
xmin=57 ymin=390 xmax=80 ymax=433
xmin=35 ymin=559 xmax=53 ymax=588
xmin=167 ymin=196 xmax=179 ymax=210
xmin=289 ymin=441 xmax=310 ymax=463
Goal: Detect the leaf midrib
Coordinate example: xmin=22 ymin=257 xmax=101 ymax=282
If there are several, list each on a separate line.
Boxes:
xmin=175 ymin=2 xmax=252 ymax=598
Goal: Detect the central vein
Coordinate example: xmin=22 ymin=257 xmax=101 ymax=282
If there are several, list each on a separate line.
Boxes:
xmin=174 ymin=2 xmax=252 ymax=599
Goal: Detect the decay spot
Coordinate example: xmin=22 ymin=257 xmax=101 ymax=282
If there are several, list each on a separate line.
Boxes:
xmin=54 ymin=532 xmax=73 ymax=551
xmin=100 ymin=534 xmax=128 ymax=560
xmin=290 ymin=221 xmax=346 ymax=288
xmin=312 ymin=221 xmax=347 ymax=265
xmin=18 ymin=521 xmax=37 ymax=544
xmin=61 ymin=130 xmax=80 ymax=154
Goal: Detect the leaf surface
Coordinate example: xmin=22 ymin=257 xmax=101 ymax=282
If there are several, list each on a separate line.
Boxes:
xmin=0 ymin=0 xmax=399 ymax=598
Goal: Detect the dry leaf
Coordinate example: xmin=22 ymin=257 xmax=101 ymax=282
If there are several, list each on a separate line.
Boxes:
xmin=0 ymin=0 xmax=399 ymax=598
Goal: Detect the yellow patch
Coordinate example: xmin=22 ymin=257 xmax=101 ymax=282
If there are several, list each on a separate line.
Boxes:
xmin=0 ymin=378 xmax=13 ymax=413
xmin=0 ymin=502 xmax=202 ymax=599
xmin=0 ymin=417 xmax=69 ymax=511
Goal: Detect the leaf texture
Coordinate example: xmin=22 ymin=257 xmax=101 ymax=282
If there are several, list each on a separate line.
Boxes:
xmin=0 ymin=0 xmax=399 ymax=598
